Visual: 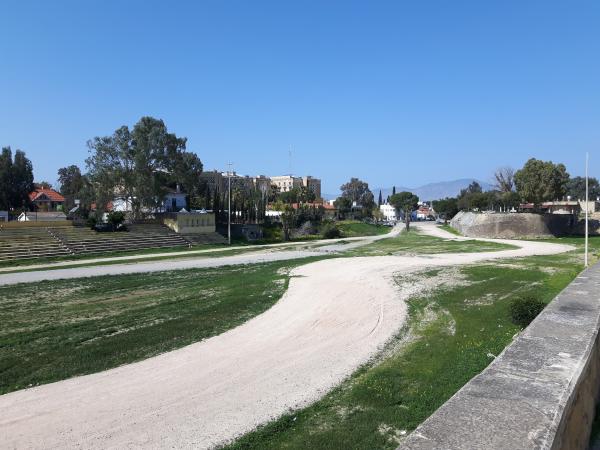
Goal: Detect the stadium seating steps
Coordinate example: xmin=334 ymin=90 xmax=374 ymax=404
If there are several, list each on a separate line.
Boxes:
xmin=0 ymin=224 xmax=227 ymax=263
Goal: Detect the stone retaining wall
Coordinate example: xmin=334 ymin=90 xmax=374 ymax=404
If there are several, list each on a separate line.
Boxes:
xmin=398 ymin=262 xmax=600 ymax=450
xmin=450 ymin=211 xmax=599 ymax=238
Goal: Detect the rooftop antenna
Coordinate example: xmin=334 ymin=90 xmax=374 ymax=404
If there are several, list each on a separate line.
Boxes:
xmin=288 ymin=144 xmax=292 ymax=176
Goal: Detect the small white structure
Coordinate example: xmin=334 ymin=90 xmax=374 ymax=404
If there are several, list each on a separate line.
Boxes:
xmin=17 ymin=211 xmax=67 ymax=222
xmin=162 ymin=187 xmax=187 ymax=212
xmin=379 ymin=203 xmax=397 ymax=221
xmin=164 ymin=210 xmax=216 ymax=234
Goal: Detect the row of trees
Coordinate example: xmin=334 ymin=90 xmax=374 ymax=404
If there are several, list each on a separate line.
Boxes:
xmin=433 ymin=158 xmax=600 ymax=221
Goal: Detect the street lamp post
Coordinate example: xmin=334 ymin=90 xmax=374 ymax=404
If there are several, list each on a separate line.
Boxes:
xmin=585 ymin=152 xmax=589 ymax=267
xmin=228 ymin=163 xmax=232 ymax=245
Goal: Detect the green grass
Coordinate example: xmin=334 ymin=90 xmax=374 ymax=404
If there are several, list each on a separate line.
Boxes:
xmin=438 ymin=224 xmax=461 ymax=236
xmin=0 ymin=257 xmax=324 ymax=395
xmin=337 ymin=221 xmax=391 ymax=237
xmin=345 ymin=229 xmax=516 ymax=257
xmin=224 ymin=253 xmax=582 ymax=450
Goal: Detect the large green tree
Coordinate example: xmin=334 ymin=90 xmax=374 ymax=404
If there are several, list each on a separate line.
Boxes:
xmin=0 ymin=147 xmax=34 ymax=212
xmin=514 ymin=158 xmax=569 ymax=207
xmin=0 ymin=147 xmax=13 ymax=211
xmin=86 ymin=117 xmax=201 ymax=219
xmin=433 ymin=197 xmax=458 ymax=223
xmin=389 ymin=191 xmax=419 ymax=230
xmin=340 ymin=177 xmax=375 ymax=216
xmin=58 ymin=165 xmax=88 ymax=211
xmin=565 ymin=176 xmax=600 ymax=201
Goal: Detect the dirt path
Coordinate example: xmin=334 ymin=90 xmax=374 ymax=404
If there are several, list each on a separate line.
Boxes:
xmin=0 ymin=224 xmax=574 ymax=449
xmin=0 ymin=230 xmax=397 ymax=274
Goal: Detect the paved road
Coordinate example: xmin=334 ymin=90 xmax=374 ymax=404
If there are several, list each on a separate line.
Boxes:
xmin=0 ymin=224 xmax=574 ymax=449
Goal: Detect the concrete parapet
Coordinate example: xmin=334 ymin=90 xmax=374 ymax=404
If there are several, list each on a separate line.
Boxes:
xmin=398 ymin=262 xmax=600 ymax=450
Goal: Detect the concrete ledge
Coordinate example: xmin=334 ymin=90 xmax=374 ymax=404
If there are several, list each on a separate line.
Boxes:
xmin=398 ymin=262 xmax=600 ymax=450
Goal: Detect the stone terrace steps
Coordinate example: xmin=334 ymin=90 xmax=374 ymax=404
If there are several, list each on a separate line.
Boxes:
xmin=0 ymin=224 xmax=198 ymax=262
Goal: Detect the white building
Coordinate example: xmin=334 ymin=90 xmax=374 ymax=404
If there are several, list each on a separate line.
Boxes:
xmin=270 ymin=175 xmax=303 ymax=193
xmin=379 ymin=203 xmax=397 ymax=221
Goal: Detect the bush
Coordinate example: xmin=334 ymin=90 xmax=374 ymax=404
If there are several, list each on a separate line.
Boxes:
xmin=107 ymin=211 xmax=126 ymax=228
xmin=321 ymin=223 xmax=341 ymax=239
xmin=510 ymin=296 xmax=546 ymax=328
xmin=86 ymin=215 xmax=98 ymax=229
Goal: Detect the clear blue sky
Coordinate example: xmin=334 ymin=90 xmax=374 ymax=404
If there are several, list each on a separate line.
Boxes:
xmin=1 ymin=0 xmax=599 ymax=195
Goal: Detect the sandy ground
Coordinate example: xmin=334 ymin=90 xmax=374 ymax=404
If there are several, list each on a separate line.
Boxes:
xmin=0 ymin=224 xmax=574 ymax=449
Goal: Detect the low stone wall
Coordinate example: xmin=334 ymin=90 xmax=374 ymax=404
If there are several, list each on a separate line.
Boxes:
xmin=398 ymin=262 xmax=600 ymax=450
xmin=449 ymin=211 xmax=598 ymax=238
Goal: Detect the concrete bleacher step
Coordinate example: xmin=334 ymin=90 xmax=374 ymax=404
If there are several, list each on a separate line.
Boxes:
xmin=0 ymin=224 xmax=225 ymax=262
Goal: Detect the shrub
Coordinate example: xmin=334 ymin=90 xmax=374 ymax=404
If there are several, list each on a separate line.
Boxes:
xmin=107 ymin=211 xmax=126 ymax=228
xmin=510 ymin=296 xmax=546 ymax=328
xmin=86 ymin=215 xmax=98 ymax=229
xmin=322 ymin=223 xmax=341 ymax=239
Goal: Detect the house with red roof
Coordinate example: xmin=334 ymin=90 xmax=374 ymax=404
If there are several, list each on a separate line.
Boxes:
xmin=28 ymin=185 xmax=65 ymax=212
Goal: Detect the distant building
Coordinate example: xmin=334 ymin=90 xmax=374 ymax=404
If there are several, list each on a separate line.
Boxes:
xmin=199 ymin=170 xmax=224 ymax=195
xmin=28 ymin=186 xmax=65 ymax=212
xmin=162 ymin=186 xmax=187 ymax=212
xmin=380 ymin=203 xmax=397 ymax=221
xmin=542 ymin=201 xmax=580 ymax=215
xmin=416 ymin=204 xmax=435 ymax=220
xmin=201 ymin=170 xmax=321 ymax=199
xmin=0 ymin=211 xmax=8 ymax=222
xmin=302 ymin=176 xmax=322 ymax=199
xmin=271 ymin=175 xmax=303 ymax=193
xmin=252 ymin=175 xmax=272 ymax=192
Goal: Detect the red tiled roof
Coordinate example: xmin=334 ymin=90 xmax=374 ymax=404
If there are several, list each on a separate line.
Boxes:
xmin=90 ymin=201 xmax=114 ymax=211
xmin=29 ymin=187 xmax=65 ymax=203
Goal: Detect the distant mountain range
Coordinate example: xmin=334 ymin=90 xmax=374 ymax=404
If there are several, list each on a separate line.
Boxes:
xmin=375 ymin=179 xmax=494 ymax=202
xmin=323 ymin=178 xmax=494 ymax=202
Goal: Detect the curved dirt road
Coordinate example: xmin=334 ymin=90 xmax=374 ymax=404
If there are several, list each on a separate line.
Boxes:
xmin=0 ymin=225 xmax=574 ymax=449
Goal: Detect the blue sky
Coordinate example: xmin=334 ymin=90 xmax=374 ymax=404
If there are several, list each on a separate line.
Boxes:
xmin=1 ymin=0 xmax=599 ymax=194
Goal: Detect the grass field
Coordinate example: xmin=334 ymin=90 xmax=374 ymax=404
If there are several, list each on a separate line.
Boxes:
xmin=345 ymin=229 xmax=516 ymax=257
xmin=0 ymin=257 xmax=324 ymax=395
xmin=224 ymin=251 xmax=584 ymax=450
xmin=337 ymin=221 xmax=390 ymax=237
xmin=438 ymin=224 xmax=462 ymax=235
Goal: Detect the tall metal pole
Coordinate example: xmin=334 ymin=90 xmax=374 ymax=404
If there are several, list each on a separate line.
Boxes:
xmin=228 ymin=163 xmax=232 ymax=245
xmin=585 ymin=152 xmax=589 ymax=267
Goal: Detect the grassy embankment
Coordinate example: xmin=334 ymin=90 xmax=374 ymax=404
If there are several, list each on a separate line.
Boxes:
xmin=0 ymin=258 xmax=323 ymax=395
xmin=223 ymin=236 xmax=599 ymax=450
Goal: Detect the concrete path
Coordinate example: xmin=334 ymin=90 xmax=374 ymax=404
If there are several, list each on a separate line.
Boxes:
xmin=0 ymin=224 xmax=574 ymax=449
xmin=0 ymin=230 xmax=397 ymax=274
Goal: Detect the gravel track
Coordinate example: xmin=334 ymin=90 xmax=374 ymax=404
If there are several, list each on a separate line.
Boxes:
xmin=0 ymin=223 xmax=574 ymax=449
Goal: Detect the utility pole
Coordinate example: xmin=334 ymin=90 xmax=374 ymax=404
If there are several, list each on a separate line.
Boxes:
xmin=585 ymin=152 xmax=589 ymax=267
xmin=228 ymin=162 xmax=232 ymax=245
